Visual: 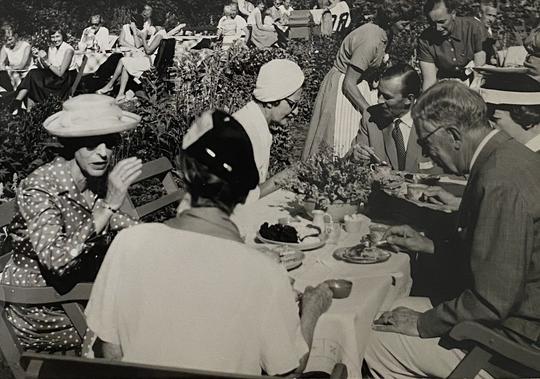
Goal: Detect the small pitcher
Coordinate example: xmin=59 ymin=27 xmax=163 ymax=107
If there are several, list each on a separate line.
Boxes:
xmin=312 ymin=210 xmax=332 ymax=233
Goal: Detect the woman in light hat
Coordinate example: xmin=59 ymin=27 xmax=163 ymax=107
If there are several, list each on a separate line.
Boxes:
xmin=0 ymin=94 xmax=142 ymax=352
xmin=86 ymin=109 xmax=332 ymax=376
xmin=481 ymin=73 xmax=540 ymax=152
xmin=233 ymin=58 xmax=304 ymax=200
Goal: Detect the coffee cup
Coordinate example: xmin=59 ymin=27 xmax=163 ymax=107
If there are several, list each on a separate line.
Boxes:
xmin=325 ymin=279 xmax=353 ymax=299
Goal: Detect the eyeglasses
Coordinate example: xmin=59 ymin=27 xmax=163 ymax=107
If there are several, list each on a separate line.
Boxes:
xmin=76 ymin=134 xmax=122 ymax=150
xmin=284 ymin=98 xmax=299 ymax=112
xmin=416 ymin=125 xmax=446 ymax=149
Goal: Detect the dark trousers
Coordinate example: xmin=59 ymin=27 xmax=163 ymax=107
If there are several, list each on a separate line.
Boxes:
xmin=0 ymin=70 xmax=14 ymax=92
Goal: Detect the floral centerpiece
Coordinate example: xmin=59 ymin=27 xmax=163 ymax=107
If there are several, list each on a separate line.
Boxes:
xmin=281 ymin=145 xmax=374 ymax=220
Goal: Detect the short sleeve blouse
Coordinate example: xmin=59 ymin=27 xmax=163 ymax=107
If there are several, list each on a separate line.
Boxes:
xmin=417 ymin=17 xmax=487 ymax=78
xmin=333 ymin=22 xmax=388 ymax=75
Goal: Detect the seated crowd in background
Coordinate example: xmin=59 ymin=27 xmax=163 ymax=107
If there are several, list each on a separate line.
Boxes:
xmin=96 ymin=13 xmax=170 ymax=101
xmin=10 ymin=26 xmax=77 ymax=113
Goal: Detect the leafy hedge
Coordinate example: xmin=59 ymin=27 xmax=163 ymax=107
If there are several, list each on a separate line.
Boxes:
xmin=0 ymin=37 xmax=341 ymax=210
xmin=1 ymin=0 xmax=538 ymax=208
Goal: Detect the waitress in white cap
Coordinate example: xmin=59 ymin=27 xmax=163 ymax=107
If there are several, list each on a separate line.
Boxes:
xmin=233 ymin=58 xmax=304 ymax=201
xmin=0 ymin=94 xmax=142 ymax=353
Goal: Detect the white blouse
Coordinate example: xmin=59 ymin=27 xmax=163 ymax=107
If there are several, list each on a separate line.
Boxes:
xmin=48 ymin=41 xmax=76 ymax=71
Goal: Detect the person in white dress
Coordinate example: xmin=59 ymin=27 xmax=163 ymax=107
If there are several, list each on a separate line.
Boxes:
xmin=141 ymin=4 xmax=156 ymax=37
xmin=79 ymin=14 xmax=110 ymax=52
xmin=11 ymin=27 xmax=76 ymax=112
xmin=0 ymin=29 xmax=33 ymax=92
xmin=217 ymin=4 xmax=248 ymax=49
xmin=96 ymin=20 xmax=167 ymax=102
xmin=118 ymin=14 xmax=144 ymax=49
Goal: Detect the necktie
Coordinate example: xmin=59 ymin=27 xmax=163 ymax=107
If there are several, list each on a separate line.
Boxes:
xmin=392 ymin=119 xmax=406 ymax=171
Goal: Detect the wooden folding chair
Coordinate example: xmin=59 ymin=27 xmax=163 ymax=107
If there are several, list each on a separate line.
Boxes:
xmin=70 ymin=54 xmax=88 ymax=97
xmin=21 ymin=352 xmax=348 ymax=379
xmin=0 ymin=200 xmax=92 ymax=379
xmin=446 ymin=321 xmax=540 ymax=378
xmin=121 ymin=157 xmax=183 ymax=220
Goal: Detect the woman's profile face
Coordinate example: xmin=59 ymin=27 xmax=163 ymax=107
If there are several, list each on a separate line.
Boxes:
xmin=74 ymin=136 xmax=119 ymax=178
xmin=50 ymin=31 xmax=63 ymax=47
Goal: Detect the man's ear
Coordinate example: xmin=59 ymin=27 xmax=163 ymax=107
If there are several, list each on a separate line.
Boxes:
xmin=447 ymin=126 xmax=462 ymax=150
xmin=405 ymin=93 xmax=415 ymax=106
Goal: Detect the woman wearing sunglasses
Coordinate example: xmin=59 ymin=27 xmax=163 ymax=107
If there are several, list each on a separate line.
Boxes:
xmin=0 ymin=94 xmax=142 ymax=353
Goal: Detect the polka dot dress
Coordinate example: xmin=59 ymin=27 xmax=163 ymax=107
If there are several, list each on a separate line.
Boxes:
xmin=0 ymin=157 xmax=138 ymax=352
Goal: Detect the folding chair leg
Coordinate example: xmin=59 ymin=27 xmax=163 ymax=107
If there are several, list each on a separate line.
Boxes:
xmin=61 ymin=303 xmax=88 ymax=340
xmin=0 ymin=309 xmax=25 ymax=379
xmin=448 ymin=346 xmax=493 ymax=379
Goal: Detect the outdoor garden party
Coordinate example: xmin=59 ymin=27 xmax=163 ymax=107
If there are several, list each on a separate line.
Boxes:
xmin=1 ymin=0 xmax=540 ymax=378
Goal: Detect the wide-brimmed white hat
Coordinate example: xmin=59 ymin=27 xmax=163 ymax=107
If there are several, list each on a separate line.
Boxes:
xmin=43 ymin=94 xmax=141 ymax=137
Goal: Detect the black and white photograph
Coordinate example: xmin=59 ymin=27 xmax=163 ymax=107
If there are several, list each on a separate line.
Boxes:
xmin=0 ymin=0 xmax=539 ymax=378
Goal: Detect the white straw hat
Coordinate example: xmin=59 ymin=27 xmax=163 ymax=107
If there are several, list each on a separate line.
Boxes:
xmin=43 ymin=94 xmax=141 ymax=137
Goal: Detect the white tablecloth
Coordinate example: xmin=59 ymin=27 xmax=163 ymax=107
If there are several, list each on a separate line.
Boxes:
xmin=232 ymin=190 xmax=412 ymax=378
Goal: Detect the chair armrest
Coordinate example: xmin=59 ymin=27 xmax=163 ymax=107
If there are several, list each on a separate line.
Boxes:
xmin=329 ymin=363 xmax=348 ymax=379
xmin=0 ymin=282 xmax=92 ymax=304
xmin=449 ymin=321 xmax=540 ymax=371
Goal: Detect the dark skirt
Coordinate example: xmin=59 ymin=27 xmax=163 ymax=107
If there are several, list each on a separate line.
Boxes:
xmin=0 ymin=70 xmax=14 ymax=92
xmin=18 ymin=68 xmax=77 ymax=103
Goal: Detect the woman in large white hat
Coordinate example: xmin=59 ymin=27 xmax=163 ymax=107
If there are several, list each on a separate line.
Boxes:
xmin=0 ymin=94 xmax=142 ymax=353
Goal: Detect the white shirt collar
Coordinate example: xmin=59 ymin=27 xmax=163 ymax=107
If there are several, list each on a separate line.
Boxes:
xmin=525 ymin=133 xmax=540 ymax=152
xmin=397 ymin=111 xmax=413 ymax=129
xmin=470 ymin=129 xmax=499 ymax=171
xmin=393 ymin=111 xmax=413 ymax=148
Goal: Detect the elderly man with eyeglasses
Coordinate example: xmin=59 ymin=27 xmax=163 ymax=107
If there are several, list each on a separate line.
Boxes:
xmin=364 ymin=80 xmax=540 ymax=378
xmin=233 ymin=59 xmax=304 ymax=201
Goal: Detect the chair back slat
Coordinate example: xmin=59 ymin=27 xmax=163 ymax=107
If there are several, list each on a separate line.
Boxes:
xmin=20 ymin=353 xmax=267 ymax=379
xmin=121 ymin=157 xmax=183 ymax=220
xmin=0 ymin=310 xmax=25 ymax=379
xmin=0 ymin=200 xmax=16 ymax=229
xmin=135 ymin=191 xmax=183 ymax=219
xmin=136 ymin=157 xmax=173 ymax=182
xmin=70 ymin=54 xmax=88 ymax=97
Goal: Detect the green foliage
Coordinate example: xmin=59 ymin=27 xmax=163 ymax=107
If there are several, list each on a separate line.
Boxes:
xmin=0 ymin=97 xmax=61 ymax=199
xmin=280 ymin=145 xmax=373 ymax=209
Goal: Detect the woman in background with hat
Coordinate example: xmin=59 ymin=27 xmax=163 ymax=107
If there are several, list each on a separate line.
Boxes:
xmin=86 ymin=109 xmax=332 ymax=376
xmin=481 ymin=73 xmax=540 ymax=152
xmin=233 ymin=58 xmax=304 ymax=201
xmin=0 ymin=94 xmax=142 ymax=352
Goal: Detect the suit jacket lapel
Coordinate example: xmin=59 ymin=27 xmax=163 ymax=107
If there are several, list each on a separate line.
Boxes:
xmin=382 ymin=123 xmax=398 ymax=170
xmin=405 ymin=126 xmax=421 ymax=172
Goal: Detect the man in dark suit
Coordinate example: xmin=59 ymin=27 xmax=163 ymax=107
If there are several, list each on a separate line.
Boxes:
xmin=364 ymin=81 xmax=540 ymax=378
xmin=349 ymin=64 xmax=438 ymax=173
